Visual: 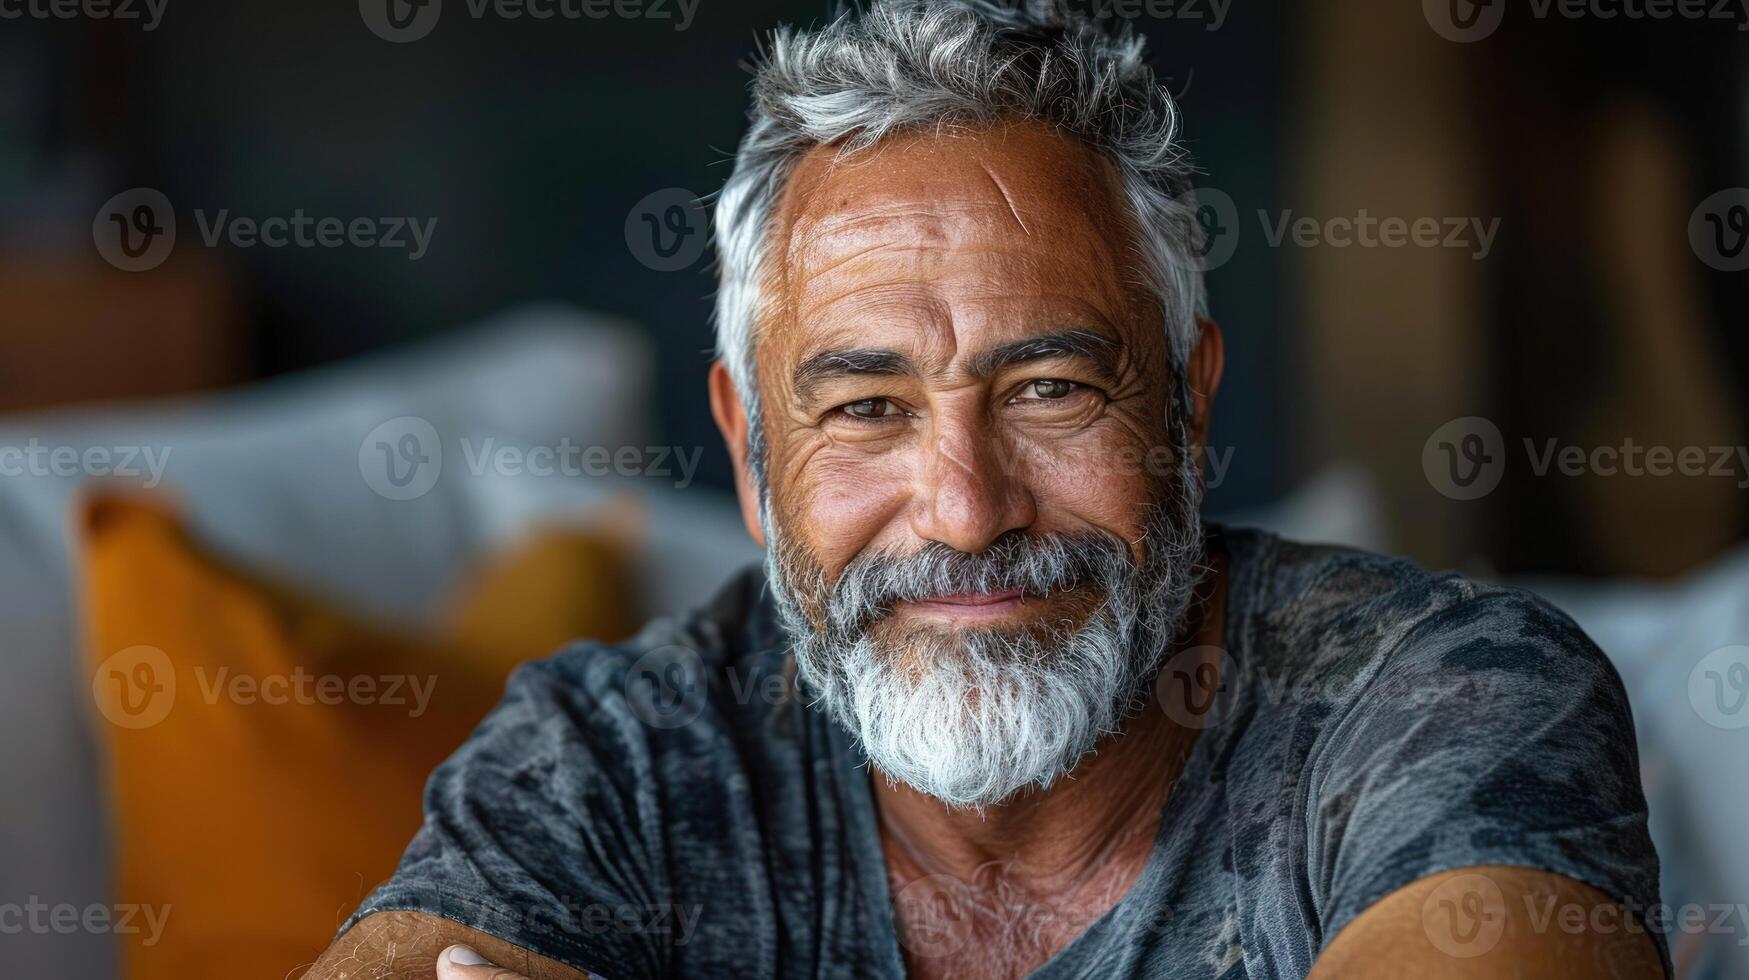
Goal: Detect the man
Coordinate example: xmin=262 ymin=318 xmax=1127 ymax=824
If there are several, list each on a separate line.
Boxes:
xmin=310 ymin=2 xmax=1668 ymax=977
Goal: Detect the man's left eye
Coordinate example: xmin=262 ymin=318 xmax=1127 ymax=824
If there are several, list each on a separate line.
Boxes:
xmin=1015 ymin=379 xmax=1077 ymax=400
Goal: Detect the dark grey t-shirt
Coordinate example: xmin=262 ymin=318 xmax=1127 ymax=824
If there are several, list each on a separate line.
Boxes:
xmin=344 ymin=527 xmax=1667 ymax=978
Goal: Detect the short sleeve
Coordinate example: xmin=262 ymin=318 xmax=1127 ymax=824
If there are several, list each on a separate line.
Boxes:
xmin=340 ymin=652 xmax=669 ymax=979
xmin=1307 ymin=585 xmax=1668 ymax=970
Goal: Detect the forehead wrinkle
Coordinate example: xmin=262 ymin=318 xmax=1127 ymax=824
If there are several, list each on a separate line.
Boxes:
xmin=796 ymin=280 xmax=952 ymax=333
xmin=762 ymin=124 xmax=1157 ymax=395
xmin=791 ymin=202 xmax=1022 ymax=279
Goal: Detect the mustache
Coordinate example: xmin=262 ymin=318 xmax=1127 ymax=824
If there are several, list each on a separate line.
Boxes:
xmin=823 ymin=530 xmax=1135 ymax=634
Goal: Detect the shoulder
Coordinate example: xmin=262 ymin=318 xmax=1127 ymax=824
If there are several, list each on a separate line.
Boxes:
xmin=1223 ymin=526 xmax=1620 ymax=700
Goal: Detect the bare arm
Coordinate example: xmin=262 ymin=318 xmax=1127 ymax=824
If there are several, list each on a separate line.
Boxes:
xmin=1309 ymin=866 xmax=1665 ymax=979
xmin=302 ymin=911 xmax=596 ymax=980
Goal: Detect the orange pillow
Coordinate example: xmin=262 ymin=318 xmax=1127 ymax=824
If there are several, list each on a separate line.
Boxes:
xmin=79 ymin=494 xmax=636 ymax=980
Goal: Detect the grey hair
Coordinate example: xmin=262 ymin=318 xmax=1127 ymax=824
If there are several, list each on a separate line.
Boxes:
xmin=712 ymin=0 xmax=1208 ymax=507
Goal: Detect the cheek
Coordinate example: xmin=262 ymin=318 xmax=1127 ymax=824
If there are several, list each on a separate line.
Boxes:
xmin=1006 ymin=427 xmax=1160 ymax=544
xmin=775 ymin=442 xmax=915 ymax=577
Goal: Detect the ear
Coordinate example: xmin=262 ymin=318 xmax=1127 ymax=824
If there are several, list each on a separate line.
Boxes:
xmin=1184 ymin=317 xmax=1224 ymax=449
xmin=708 ymin=360 xmax=767 ymax=548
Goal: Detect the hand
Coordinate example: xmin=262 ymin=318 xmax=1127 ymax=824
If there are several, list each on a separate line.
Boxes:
xmin=436 ymin=945 xmax=532 ymax=980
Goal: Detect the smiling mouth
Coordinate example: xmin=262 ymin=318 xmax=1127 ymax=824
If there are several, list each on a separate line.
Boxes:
xmin=898 ymin=588 xmax=1028 ymax=621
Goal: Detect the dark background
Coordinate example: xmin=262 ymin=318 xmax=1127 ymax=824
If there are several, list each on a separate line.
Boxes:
xmin=2 ymin=0 xmax=1745 ymax=575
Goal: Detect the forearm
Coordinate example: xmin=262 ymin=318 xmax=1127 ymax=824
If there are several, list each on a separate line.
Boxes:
xmin=304 ymin=911 xmax=593 ymax=980
xmin=1309 ymin=866 xmax=1665 ymax=980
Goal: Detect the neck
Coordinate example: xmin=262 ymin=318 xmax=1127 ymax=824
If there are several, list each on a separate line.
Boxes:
xmin=873 ymin=548 xmax=1228 ymax=896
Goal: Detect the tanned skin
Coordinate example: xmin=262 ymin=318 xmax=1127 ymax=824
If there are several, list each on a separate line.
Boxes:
xmin=306 ymin=123 xmax=1662 ymax=979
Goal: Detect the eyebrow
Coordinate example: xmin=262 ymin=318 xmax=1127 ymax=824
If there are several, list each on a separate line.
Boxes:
xmin=791 ymin=329 xmax=1122 ymax=402
xmin=964 ymin=329 xmax=1121 ymax=379
xmin=792 ymin=348 xmax=916 ymax=402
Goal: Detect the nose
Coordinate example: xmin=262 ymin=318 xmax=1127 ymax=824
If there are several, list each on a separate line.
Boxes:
xmin=908 ymin=406 xmax=1036 ymax=554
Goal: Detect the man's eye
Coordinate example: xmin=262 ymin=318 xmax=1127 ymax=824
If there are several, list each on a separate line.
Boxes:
xmin=840 ymin=397 xmax=903 ymax=421
xmin=1016 ymin=379 xmax=1077 ymax=401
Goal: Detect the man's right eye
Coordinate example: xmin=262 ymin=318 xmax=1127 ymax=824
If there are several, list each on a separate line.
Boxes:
xmin=839 ymin=397 xmax=904 ymax=421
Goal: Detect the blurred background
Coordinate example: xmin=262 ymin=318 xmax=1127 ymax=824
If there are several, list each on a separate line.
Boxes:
xmin=1 ymin=0 xmax=1746 ymax=977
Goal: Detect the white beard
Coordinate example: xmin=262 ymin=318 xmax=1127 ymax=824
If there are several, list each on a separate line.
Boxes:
xmin=814 ymin=591 xmax=1153 ymax=808
xmin=764 ymin=481 xmax=1204 ymax=809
